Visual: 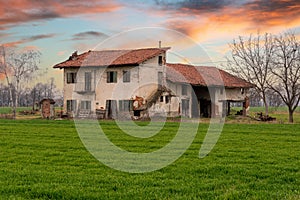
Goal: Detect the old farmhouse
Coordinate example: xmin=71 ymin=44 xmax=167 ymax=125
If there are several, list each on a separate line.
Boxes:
xmin=53 ymin=47 xmax=252 ymax=119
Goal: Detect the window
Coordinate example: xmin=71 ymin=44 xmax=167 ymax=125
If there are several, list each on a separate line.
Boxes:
xmin=66 ymin=72 xmax=76 ymax=84
xmin=85 ymin=72 xmax=92 ymax=91
xmin=160 ymin=96 xmax=164 ymax=102
xmin=158 ymin=56 xmax=163 ymax=66
xmin=182 ymin=85 xmax=188 ymax=95
xmin=165 ymin=96 xmax=170 ymax=104
xmin=181 ymin=99 xmax=189 ymax=117
xmin=241 ymin=88 xmax=245 ymax=94
xmin=107 ymin=71 xmax=117 ymax=83
xmin=220 ymin=88 xmax=224 ymax=95
xmin=119 ymin=100 xmax=133 ymax=112
xmin=80 ymin=101 xmax=91 ymax=110
xmin=106 ymin=100 xmax=117 ymax=119
xmin=158 ymin=72 xmax=163 ymax=86
xmin=123 ymin=70 xmax=130 ymax=83
xmin=67 ymin=100 xmax=77 ymax=112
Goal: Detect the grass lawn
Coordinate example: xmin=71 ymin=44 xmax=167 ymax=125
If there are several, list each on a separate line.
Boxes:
xmin=0 ymin=107 xmax=33 ymax=114
xmin=228 ymin=106 xmax=300 ymax=124
xmin=0 ymin=119 xmax=299 ymax=199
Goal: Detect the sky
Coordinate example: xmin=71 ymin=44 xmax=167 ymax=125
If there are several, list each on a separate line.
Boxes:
xmin=1 ymin=0 xmax=300 ymax=88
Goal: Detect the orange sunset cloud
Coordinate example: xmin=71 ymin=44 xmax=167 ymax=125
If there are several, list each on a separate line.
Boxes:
xmin=158 ymin=0 xmax=300 ymax=41
xmin=0 ymin=0 xmax=121 ymax=29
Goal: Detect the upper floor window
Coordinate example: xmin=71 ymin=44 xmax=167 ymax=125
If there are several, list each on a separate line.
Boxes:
xmin=107 ymin=71 xmax=117 ymax=83
xmin=67 ymin=72 xmax=77 ymax=84
xmin=123 ymin=70 xmax=130 ymax=83
xmin=158 ymin=56 xmax=163 ymax=66
xmin=85 ymin=72 xmax=92 ymax=91
xmin=182 ymin=84 xmax=188 ymax=95
xmin=158 ymin=72 xmax=163 ymax=86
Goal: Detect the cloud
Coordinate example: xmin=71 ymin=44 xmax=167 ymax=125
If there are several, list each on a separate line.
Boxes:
xmin=23 ymin=46 xmax=40 ymax=51
xmin=154 ymin=0 xmax=246 ymax=14
xmin=26 ymin=34 xmax=57 ymax=42
xmin=3 ymin=34 xmax=56 ymax=47
xmin=0 ymin=0 xmax=121 ymax=29
xmin=157 ymin=0 xmax=300 ymax=41
xmin=243 ymin=0 xmax=300 ymax=27
xmin=3 ymin=41 xmax=24 ymax=47
xmin=57 ymin=50 xmax=67 ymax=56
xmin=72 ymin=31 xmax=109 ymax=40
xmin=0 ymin=33 xmax=12 ymax=38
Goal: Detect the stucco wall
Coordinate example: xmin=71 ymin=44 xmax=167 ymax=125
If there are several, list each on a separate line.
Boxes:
xmin=221 ymin=88 xmax=249 ymax=101
xmin=62 ymin=52 xmax=166 ymax=114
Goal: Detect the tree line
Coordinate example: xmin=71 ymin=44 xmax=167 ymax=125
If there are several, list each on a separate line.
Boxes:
xmin=227 ymin=31 xmax=300 ymax=123
xmin=0 ymin=46 xmax=62 ymax=119
xmin=0 ymin=80 xmax=61 ymax=107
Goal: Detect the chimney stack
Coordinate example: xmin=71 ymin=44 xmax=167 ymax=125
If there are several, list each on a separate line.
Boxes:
xmin=159 ymin=41 xmax=161 ymax=48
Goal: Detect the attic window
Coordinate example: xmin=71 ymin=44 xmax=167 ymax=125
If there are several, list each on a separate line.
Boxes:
xmin=158 ymin=56 xmax=163 ymax=66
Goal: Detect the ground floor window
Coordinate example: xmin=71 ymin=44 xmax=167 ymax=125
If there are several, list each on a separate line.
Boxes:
xmin=119 ymin=100 xmax=133 ymax=112
xmin=160 ymin=96 xmax=164 ymax=102
xmin=165 ymin=95 xmax=170 ymax=104
xmin=80 ymin=101 xmax=91 ymax=110
xmin=67 ymin=100 xmax=77 ymax=112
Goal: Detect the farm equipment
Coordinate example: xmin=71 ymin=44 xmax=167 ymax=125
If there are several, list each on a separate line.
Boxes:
xmin=255 ymin=112 xmax=276 ymax=121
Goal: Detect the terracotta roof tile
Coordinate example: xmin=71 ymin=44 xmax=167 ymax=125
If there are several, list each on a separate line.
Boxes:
xmin=53 ymin=47 xmax=170 ymax=68
xmin=166 ymin=63 xmax=253 ymax=88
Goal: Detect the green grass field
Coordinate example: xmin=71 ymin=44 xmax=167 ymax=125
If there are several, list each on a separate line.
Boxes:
xmin=228 ymin=106 xmax=300 ymax=124
xmin=0 ymin=107 xmax=33 ymax=114
xmin=0 ymin=119 xmax=299 ymax=199
xmin=1 ymin=106 xmax=299 ymax=123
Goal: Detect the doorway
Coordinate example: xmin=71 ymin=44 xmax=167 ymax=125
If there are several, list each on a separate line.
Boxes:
xmin=181 ymin=99 xmax=189 ymax=117
xmin=105 ymin=100 xmax=117 ymax=119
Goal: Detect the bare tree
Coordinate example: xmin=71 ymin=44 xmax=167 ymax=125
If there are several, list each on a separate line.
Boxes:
xmin=0 ymin=46 xmax=14 ymax=112
xmin=47 ymin=77 xmax=56 ymax=98
xmin=0 ymin=83 xmax=10 ymax=106
xmin=268 ymin=32 xmax=300 ymax=123
xmin=0 ymin=46 xmax=40 ymax=119
xmin=267 ymin=90 xmax=283 ymax=108
xmin=227 ymin=33 xmax=274 ymax=115
xmin=248 ymin=88 xmax=263 ymax=107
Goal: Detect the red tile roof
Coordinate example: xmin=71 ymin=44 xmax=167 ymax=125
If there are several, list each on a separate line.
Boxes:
xmin=53 ymin=47 xmax=170 ymax=68
xmin=166 ymin=63 xmax=253 ymax=88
